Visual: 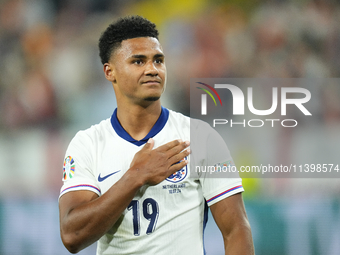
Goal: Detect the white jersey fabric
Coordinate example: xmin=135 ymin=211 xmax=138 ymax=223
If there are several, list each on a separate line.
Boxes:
xmin=60 ymin=107 xmax=243 ymax=255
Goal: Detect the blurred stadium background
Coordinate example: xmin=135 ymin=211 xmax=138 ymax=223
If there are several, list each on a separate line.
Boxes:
xmin=1 ymin=0 xmax=340 ymax=254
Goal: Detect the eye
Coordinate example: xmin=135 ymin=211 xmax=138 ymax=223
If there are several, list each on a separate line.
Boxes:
xmin=154 ymin=58 xmax=163 ymax=64
xmin=133 ymin=59 xmax=143 ymax=65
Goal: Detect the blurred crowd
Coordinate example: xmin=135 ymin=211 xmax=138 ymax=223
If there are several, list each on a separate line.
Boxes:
xmin=1 ymin=0 xmax=340 ymax=130
xmin=0 ymin=0 xmax=123 ymax=130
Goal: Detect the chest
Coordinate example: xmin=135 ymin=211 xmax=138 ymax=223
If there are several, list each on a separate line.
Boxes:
xmin=93 ymin=127 xmax=192 ymax=195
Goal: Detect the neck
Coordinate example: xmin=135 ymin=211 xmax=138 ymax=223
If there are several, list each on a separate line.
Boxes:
xmin=116 ymin=101 xmax=162 ymax=141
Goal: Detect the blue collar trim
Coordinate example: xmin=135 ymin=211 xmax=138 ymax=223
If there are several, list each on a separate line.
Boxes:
xmin=110 ymin=107 xmax=169 ymax=146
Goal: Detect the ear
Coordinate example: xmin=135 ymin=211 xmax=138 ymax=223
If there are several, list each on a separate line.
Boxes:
xmin=103 ymin=63 xmax=116 ymax=83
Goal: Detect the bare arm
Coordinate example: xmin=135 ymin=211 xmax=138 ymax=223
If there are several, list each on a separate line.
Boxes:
xmin=210 ymin=193 xmax=255 ymax=255
xmin=59 ymin=138 xmax=190 ymax=253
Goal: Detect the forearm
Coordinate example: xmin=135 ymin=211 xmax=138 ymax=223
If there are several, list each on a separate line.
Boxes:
xmin=60 ymin=171 xmax=143 ymax=253
xmin=223 ymin=222 xmax=254 ymax=255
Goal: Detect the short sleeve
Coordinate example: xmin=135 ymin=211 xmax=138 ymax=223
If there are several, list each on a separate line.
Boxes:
xmin=59 ymin=130 xmax=101 ymax=199
xmin=191 ymin=120 xmax=244 ymax=206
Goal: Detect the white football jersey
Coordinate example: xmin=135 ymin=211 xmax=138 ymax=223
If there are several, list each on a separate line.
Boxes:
xmin=60 ymin=107 xmax=243 ymax=255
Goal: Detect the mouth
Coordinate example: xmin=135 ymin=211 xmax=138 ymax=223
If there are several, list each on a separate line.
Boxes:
xmin=141 ymin=80 xmax=162 ymax=86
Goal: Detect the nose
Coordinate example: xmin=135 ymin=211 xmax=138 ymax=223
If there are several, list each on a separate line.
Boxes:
xmin=145 ymin=61 xmax=158 ymax=76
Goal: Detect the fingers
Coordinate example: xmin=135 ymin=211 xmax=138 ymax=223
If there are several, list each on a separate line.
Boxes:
xmin=156 ymin=139 xmax=183 ymax=152
xmin=132 ymin=138 xmax=191 ymax=186
xmin=168 ymin=146 xmax=191 ymax=167
xmin=168 ymin=158 xmax=189 ymax=174
xmin=156 ymin=139 xmax=190 ymax=156
xmin=166 ymin=140 xmax=190 ymax=159
xmin=142 ymin=138 xmax=154 ymax=151
xmin=152 ymin=139 xmax=190 ymax=166
xmin=147 ymin=138 xmax=154 ymax=147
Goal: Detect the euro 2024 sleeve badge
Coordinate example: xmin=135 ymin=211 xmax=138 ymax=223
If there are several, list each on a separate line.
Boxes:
xmin=63 ymin=156 xmax=75 ymax=181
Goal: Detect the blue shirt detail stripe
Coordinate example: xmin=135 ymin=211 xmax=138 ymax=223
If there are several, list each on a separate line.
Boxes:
xmin=60 ymin=184 xmax=101 ymax=195
xmin=110 ymin=107 xmax=169 ymax=146
xmin=206 ymin=185 xmax=243 ymax=204
xmin=203 ymin=201 xmax=209 ymax=255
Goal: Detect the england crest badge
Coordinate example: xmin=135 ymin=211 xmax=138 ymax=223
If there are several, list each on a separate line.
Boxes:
xmin=166 ymin=158 xmax=188 ymax=183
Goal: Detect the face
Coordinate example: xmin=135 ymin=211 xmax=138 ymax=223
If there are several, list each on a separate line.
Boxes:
xmin=104 ymin=37 xmax=166 ymax=105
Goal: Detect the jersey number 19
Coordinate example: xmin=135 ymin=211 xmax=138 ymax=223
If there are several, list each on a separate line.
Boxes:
xmin=127 ymin=198 xmax=159 ymax=236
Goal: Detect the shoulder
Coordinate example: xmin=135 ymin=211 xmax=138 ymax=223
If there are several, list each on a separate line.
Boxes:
xmin=167 ymin=109 xmax=208 ymax=127
xmin=70 ymin=118 xmax=112 ymax=146
xmin=166 ymin=108 xmax=214 ymax=136
xmin=167 ymin=109 xmax=190 ymax=124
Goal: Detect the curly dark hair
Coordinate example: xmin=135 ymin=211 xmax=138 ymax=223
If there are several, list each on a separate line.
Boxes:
xmin=98 ymin=15 xmax=159 ymax=65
